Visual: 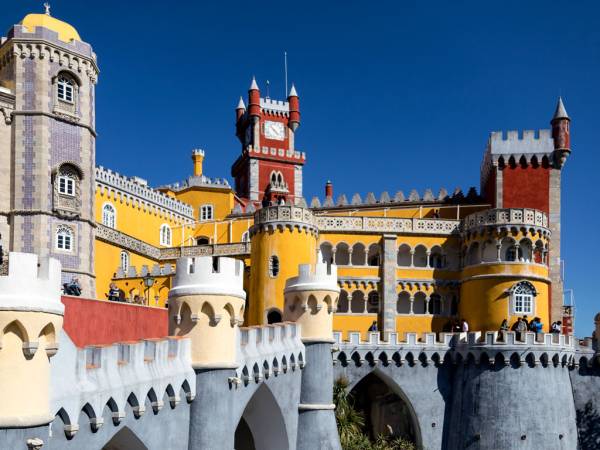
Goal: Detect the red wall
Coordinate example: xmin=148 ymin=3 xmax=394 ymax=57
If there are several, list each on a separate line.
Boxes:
xmin=61 ymin=296 xmax=168 ymax=348
xmin=259 ymin=161 xmax=296 ymax=198
xmin=502 ymin=166 xmax=550 ymax=213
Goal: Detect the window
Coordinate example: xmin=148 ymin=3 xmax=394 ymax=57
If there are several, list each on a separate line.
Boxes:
xmin=120 ymin=251 xmax=130 ymax=273
xmin=196 ymin=237 xmax=210 ymax=245
xmin=160 ymin=224 xmax=172 ymax=246
xmin=512 ymin=282 xmax=536 ymax=315
xmin=269 ymin=255 xmax=279 ymax=277
xmin=57 ymin=75 xmax=74 ymax=103
xmin=200 ymin=205 xmax=214 ymax=222
xmin=102 ymin=203 xmax=116 ymax=229
xmin=56 ymin=225 xmax=73 ymax=251
xmin=58 ymin=175 xmax=75 ymax=196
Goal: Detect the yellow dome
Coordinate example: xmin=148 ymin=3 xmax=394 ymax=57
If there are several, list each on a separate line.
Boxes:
xmin=20 ymin=14 xmax=81 ymax=43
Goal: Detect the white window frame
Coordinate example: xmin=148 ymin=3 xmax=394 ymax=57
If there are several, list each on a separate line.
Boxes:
xmin=120 ymin=251 xmax=130 ymax=273
xmin=56 ymin=225 xmax=73 ymax=252
xmin=200 ymin=204 xmax=214 ymax=222
xmin=102 ymin=203 xmax=117 ymax=229
xmin=160 ymin=224 xmax=172 ymax=246
xmin=58 ymin=175 xmax=75 ymax=196
xmin=57 ymin=75 xmax=75 ymax=103
xmin=511 ymin=282 xmax=536 ymax=315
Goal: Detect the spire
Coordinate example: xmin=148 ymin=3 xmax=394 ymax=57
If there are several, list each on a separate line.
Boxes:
xmin=249 ymin=76 xmax=259 ymax=91
xmin=44 ymin=2 xmax=51 ymax=16
xmin=236 ymin=97 xmax=246 ymax=110
xmin=552 ymin=97 xmax=570 ymax=121
xmin=288 ymin=83 xmax=298 ymax=97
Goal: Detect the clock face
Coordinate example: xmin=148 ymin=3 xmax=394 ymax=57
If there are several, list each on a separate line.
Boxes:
xmin=264 ymin=121 xmax=285 ymax=141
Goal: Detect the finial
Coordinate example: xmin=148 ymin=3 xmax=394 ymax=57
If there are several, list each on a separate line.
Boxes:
xmin=553 ymin=96 xmax=570 ymax=121
xmin=266 ymin=80 xmax=270 ymax=99
xmin=288 ymin=83 xmax=298 ymax=97
xmin=44 ymin=2 xmax=51 ymax=15
xmin=249 ymin=76 xmax=259 ymax=91
xmin=236 ymin=96 xmax=246 ymax=110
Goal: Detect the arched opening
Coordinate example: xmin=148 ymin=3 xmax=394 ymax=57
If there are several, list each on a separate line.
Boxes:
xmin=413 ymin=292 xmax=426 ymax=314
xmin=320 ymin=242 xmax=333 ymax=264
xmin=397 ymin=292 xmax=411 ymax=314
xmin=481 ymin=240 xmax=497 ymax=262
xmin=196 ymin=236 xmax=210 ymax=245
xmin=367 ymin=291 xmax=379 ymax=314
xmin=267 ymin=309 xmax=282 ymax=324
xmin=352 ymin=243 xmax=366 ymax=266
xmin=397 ymin=244 xmax=411 ymax=267
xmin=337 ymin=290 xmax=349 ymax=313
xmin=466 ymin=242 xmax=481 ymax=265
xmin=335 ymin=243 xmax=350 ymax=266
xmin=429 ymin=245 xmax=444 ymax=269
xmin=346 ymin=372 xmax=419 ymax=447
xmin=234 ymin=383 xmax=289 ymax=450
xmin=413 ymin=245 xmax=428 ymax=267
xmin=102 ymin=426 xmax=148 ymax=450
xmin=350 ymin=291 xmax=366 ymax=314
xmin=367 ymin=244 xmax=380 ymax=266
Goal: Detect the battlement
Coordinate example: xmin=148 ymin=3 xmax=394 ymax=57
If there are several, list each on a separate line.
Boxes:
xmin=284 ymin=255 xmax=339 ymax=294
xmin=260 ymin=97 xmax=289 ymax=116
xmin=235 ymin=322 xmax=305 ymax=385
xmin=0 ymin=252 xmax=63 ymax=315
xmin=51 ymin=336 xmax=195 ymax=439
xmin=191 ymin=148 xmax=205 ymax=157
xmin=95 ymin=166 xmax=195 ymax=220
xmin=246 ymin=144 xmax=306 ymax=161
xmin=488 ymin=129 xmax=554 ymax=155
xmin=169 ymin=256 xmax=246 ymax=300
xmin=334 ymin=331 xmax=576 ymax=367
xmin=251 ymin=205 xmax=317 ymax=236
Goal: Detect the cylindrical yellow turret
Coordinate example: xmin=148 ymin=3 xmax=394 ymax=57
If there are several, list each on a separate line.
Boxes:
xmin=192 ymin=149 xmax=205 ymax=177
xmin=0 ymin=252 xmax=64 ymax=427
xmin=168 ymin=256 xmax=246 ymax=369
xmin=248 ymin=205 xmax=318 ymax=325
xmin=459 ymin=209 xmax=551 ymax=331
xmin=284 ymin=253 xmax=340 ymax=342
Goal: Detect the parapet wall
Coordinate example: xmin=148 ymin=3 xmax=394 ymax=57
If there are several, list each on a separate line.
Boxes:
xmin=0 ymin=252 xmax=63 ymax=315
xmin=169 ymin=256 xmax=245 ymax=300
xmin=50 ymin=333 xmax=195 ymax=441
xmin=234 ymin=322 xmax=305 ymax=386
xmin=334 ymin=330 xmax=576 ymax=366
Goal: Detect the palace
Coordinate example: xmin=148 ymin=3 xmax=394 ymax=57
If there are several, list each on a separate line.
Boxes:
xmin=0 ymin=8 xmax=597 ymax=450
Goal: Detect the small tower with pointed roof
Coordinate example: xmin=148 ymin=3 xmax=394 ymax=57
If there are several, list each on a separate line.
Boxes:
xmin=551 ymin=97 xmax=571 ymax=167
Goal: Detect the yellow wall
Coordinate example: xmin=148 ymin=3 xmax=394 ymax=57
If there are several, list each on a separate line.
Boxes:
xmin=248 ymin=228 xmax=317 ymax=325
xmin=460 ymin=263 xmax=550 ymax=332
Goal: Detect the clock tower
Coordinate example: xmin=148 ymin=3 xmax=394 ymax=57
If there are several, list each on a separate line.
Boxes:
xmin=231 ymin=78 xmax=306 ymax=206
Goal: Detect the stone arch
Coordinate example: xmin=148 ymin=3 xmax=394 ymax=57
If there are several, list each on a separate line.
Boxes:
xmin=352 ymin=242 xmax=366 ymax=266
xmin=350 ymin=291 xmax=366 ymax=313
xmin=346 ymin=370 xmax=422 ymax=448
xmin=234 ymin=383 xmax=290 ymax=450
xmin=102 ymin=426 xmax=148 ymax=450
xmin=105 ymin=397 xmax=121 ymax=425
xmin=267 ymin=308 xmax=283 ymax=324
xmin=367 ymin=243 xmax=380 ymax=266
xmin=307 ymin=295 xmax=319 ymax=314
xmin=320 ymin=242 xmax=333 ymax=264
xmin=337 ymin=290 xmax=349 ymax=313
xmin=54 ymin=407 xmax=73 ymax=440
xmin=397 ymin=243 xmax=411 ymax=266
xmin=335 ymin=242 xmax=350 ymax=265
xmin=413 ymin=292 xmax=427 ymax=314
xmin=414 ymin=244 xmax=428 ymax=267
xmin=397 ymin=291 xmax=411 ymax=314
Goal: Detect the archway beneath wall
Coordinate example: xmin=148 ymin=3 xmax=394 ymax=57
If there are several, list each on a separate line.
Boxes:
xmin=349 ymin=371 xmax=420 ymax=446
xmin=102 ymin=426 xmax=148 ymax=450
xmin=234 ymin=383 xmax=289 ymax=450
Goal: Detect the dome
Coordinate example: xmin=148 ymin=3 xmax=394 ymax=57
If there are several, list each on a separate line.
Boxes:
xmin=20 ymin=14 xmax=81 ymax=43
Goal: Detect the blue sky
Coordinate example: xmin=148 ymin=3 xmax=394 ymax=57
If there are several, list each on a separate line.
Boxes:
xmin=6 ymin=1 xmax=599 ymax=336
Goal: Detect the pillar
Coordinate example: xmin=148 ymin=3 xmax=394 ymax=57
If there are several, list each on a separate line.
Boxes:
xmin=381 ymin=234 xmax=397 ymax=335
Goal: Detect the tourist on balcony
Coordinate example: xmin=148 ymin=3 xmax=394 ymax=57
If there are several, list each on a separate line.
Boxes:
xmin=499 ymin=319 xmax=509 ymax=340
xmin=108 ymin=283 xmax=119 ymax=301
xmin=530 ymin=317 xmax=543 ymax=335
xmin=551 ymin=321 xmax=562 ymax=334
xmin=460 ymin=319 xmax=469 ymax=332
xmin=513 ymin=317 xmax=527 ymax=341
xmin=64 ymin=277 xmax=81 ymax=296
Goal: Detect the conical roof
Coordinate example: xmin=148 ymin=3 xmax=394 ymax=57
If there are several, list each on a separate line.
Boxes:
xmin=553 ymin=97 xmax=570 ymax=120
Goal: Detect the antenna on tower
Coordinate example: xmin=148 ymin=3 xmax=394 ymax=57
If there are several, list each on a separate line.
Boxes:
xmin=284 ymin=51 xmax=288 ymax=97
xmin=266 ymin=80 xmax=270 ymax=99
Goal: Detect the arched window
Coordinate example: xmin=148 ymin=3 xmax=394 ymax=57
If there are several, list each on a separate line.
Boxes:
xmin=367 ymin=291 xmax=379 ymax=313
xmin=397 ymin=292 xmax=411 ymax=314
xmin=350 ymin=291 xmax=366 ymax=314
xmin=429 ymin=246 xmax=444 ymax=269
xmin=269 ymin=255 xmax=279 ymax=277
xmin=367 ymin=244 xmax=380 ymax=266
xmin=351 ymin=243 xmax=366 ymax=266
xmin=320 ymin=242 xmax=333 ymax=264
xmin=429 ymin=294 xmax=442 ymax=315
xmin=57 ymin=74 xmax=75 ymax=103
xmin=102 ymin=203 xmax=116 ymax=228
xmin=56 ymin=225 xmax=73 ymax=251
xmin=120 ymin=251 xmax=130 ymax=273
xmin=511 ymin=282 xmax=536 ymax=315
xmin=335 ymin=243 xmax=350 ymax=266
xmin=196 ymin=236 xmax=210 ymax=245
xmin=267 ymin=309 xmax=282 ymax=324
xmin=160 ymin=224 xmax=172 ymax=246
xmin=397 ymin=244 xmax=411 ymax=267
xmin=413 ymin=245 xmax=428 ymax=267
xmin=200 ymin=204 xmax=214 ymax=221
xmin=337 ymin=290 xmax=349 ymax=313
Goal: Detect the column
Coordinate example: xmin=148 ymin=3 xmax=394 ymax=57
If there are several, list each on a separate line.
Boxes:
xmin=347 ymin=248 xmax=353 ymax=266
xmin=409 ymin=295 xmax=414 ymax=314
xmin=381 ymin=234 xmax=398 ymax=336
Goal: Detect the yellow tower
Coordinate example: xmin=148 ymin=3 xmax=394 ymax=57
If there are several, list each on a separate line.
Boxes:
xmin=283 ymin=252 xmax=340 ymax=342
xmin=248 ymin=205 xmax=318 ymax=325
xmin=168 ymin=256 xmax=246 ymax=368
xmin=459 ymin=209 xmax=551 ymax=331
xmin=0 ymin=252 xmax=64 ymax=427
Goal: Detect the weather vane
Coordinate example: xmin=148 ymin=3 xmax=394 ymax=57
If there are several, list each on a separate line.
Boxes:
xmin=44 ymin=2 xmax=51 ymax=16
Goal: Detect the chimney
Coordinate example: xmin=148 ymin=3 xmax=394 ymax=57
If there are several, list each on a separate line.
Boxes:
xmin=325 ymin=180 xmax=333 ymax=199
xmin=192 ymin=149 xmax=205 ymax=177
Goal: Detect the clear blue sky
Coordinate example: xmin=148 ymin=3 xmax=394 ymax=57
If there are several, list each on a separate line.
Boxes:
xmin=6 ymin=1 xmax=599 ymax=336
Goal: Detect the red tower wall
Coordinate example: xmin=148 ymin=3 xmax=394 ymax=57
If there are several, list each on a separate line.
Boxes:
xmin=502 ymin=166 xmax=550 ymax=214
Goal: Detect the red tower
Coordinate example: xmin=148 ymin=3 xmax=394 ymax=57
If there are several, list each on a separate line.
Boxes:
xmin=231 ymin=78 xmax=305 ymax=206
xmin=480 ymin=98 xmax=571 ymax=325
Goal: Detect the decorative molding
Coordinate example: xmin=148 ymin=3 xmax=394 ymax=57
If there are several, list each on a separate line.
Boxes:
xmin=463 ymin=208 xmax=549 ymax=233
xmin=316 ymin=215 xmax=460 ymax=235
